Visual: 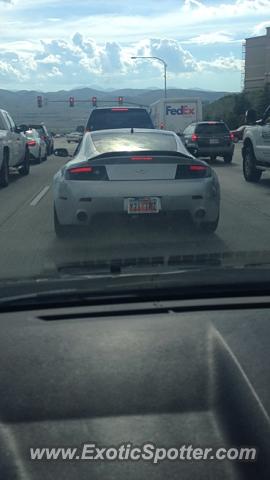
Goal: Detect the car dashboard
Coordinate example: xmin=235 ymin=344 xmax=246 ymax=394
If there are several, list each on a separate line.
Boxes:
xmin=0 ymin=295 xmax=269 ymax=479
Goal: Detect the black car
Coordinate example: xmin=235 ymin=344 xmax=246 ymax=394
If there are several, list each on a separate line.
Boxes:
xmin=28 ymin=123 xmax=54 ymax=155
xmin=182 ymin=121 xmax=235 ymax=163
xmin=85 ymin=107 xmax=154 ymax=131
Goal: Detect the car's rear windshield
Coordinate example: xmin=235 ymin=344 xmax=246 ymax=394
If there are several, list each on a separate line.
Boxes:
xmin=195 ymin=123 xmax=229 ymax=134
xmin=25 ymin=130 xmax=38 ymax=138
xmin=87 ymin=109 xmax=154 ymax=130
xmin=91 ymin=132 xmax=177 ymax=153
xmin=29 ymin=125 xmax=44 ymax=134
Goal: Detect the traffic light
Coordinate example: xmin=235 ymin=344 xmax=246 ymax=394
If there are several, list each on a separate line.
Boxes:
xmin=37 ymin=95 xmax=43 ymax=108
xmin=69 ymin=96 xmax=75 ymax=107
xmin=92 ymin=96 xmax=97 ymax=107
xmin=118 ymin=96 xmax=123 ymax=105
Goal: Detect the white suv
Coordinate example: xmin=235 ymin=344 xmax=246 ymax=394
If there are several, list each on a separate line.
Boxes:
xmin=242 ymin=106 xmax=270 ymax=182
xmin=0 ymin=109 xmax=29 ymax=187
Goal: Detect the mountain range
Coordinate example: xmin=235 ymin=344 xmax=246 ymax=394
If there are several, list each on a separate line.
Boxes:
xmin=0 ymin=87 xmax=230 ymax=132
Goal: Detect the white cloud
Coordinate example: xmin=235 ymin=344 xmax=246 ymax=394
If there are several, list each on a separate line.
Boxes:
xmin=47 ymin=66 xmax=63 ymax=77
xmin=185 ymin=32 xmax=237 ymax=45
xmin=0 ymin=34 xmax=244 ymax=87
xmin=133 ymin=38 xmax=198 ymax=73
xmin=38 ymin=54 xmax=61 ymax=65
xmin=253 ymin=20 xmax=270 ymax=35
xmin=200 ymin=55 xmax=242 ymax=72
xmin=1 ymin=0 xmax=266 ymax=90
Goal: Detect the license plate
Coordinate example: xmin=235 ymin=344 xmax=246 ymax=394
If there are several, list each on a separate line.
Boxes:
xmin=127 ymin=197 xmax=160 ymax=214
xmin=210 ymin=138 xmax=219 ymax=144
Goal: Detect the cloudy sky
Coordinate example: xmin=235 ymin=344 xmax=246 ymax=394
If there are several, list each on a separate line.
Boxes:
xmin=0 ymin=0 xmax=269 ymax=92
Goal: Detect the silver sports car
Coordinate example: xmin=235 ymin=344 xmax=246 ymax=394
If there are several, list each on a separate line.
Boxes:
xmin=53 ymin=129 xmax=220 ymax=236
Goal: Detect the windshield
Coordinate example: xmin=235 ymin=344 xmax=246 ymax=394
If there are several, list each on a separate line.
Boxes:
xmin=0 ymin=0 xmax=269 ymax=287
xmin=87 ymin=109 xmax=154 ymax=130
xmin=25 ymin=130 xmax=38 ymax=139
xmin=196 ymin=123 xmax=229 ymax=134
xmin=91 ymin=132 xmax=177 ymax=152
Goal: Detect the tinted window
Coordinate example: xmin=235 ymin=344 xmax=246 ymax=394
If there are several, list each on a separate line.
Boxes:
xmin=29 ymin=125 xmax=45 ymax=135
xmin=6 ymin=113 xmax=15 ymax=130
xmin=25 ymin=130 xmax=38 ymax=139
xmin=195 ymin=123 xmax=229 ymax=134
xmin=87 ymin=109 xmax=154 ymax=131
xmin=91 ymin=132 xmax=177 ymax=153
xmin=2 ymin=112 xmax=12 ymax=131
xmin=184 ymin=125 xmax=194 ymax=135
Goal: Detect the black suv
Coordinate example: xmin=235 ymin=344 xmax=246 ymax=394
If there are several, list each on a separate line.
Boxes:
xmin=85 ymin=107 xmax=154 ymax=131
xmin=182 ymin=121 xmax=234 ymax=163
xmin=28 ymin=123 xmax=54 ymax=155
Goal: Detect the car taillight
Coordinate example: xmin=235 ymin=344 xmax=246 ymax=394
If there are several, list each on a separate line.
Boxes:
xmin=66 ymin=165 xmax=108 ymax=180
xmin=230 ymin=133 xmax=234 ymax=141
xmin=191 ymin=133 xmax=199 ymax=142
xmin=70 ymin=166 xmax=93 ymax=174
xmin=131 ymin=156 xmax=153 ymax=161
xmin=27 ymin=140 xmax=36 ymax=146
xmin=111 ymin=108 xmax=129 ymax=111
xmin=175 ymin=164 xmax=210 ymax=179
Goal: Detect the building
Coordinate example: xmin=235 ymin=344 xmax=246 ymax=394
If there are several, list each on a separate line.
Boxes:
xmin=244 ymin=27 xmax=270 ymax=91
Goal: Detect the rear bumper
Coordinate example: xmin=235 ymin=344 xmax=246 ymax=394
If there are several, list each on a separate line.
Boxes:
xmin=54 ymin=178 xmax=220 ymax=226
xmin=187 ymin=145 xmax=234 ymax=157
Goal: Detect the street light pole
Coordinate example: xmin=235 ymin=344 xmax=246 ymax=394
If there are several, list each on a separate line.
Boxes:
xmin=131 ymin=56 xmax=167 ymax=98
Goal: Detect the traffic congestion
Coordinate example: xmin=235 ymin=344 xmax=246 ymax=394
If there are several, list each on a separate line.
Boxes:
xmin=0 ymin=96 xmax=269 ymax=279
xmin=1 ymin=2 xmax=270 ymax=480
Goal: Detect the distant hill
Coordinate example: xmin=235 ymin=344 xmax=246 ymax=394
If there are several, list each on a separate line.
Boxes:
xmin=0 ymin=87 xmax=230 ymax=133
xmin=203 ymin=86 xmax=270 ymax=129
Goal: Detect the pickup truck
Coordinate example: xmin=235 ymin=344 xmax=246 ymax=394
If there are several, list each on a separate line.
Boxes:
xmin=0 ymin=109 xmax=30 ymax=187
xmin=242 ymin=106 xmax=270 ymax=182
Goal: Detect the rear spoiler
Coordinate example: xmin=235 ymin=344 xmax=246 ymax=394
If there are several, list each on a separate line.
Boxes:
xmin=89 ymin=150 xmax=194 ymax=161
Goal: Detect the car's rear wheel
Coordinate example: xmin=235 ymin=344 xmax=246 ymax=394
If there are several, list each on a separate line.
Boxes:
xmin=0 ymin=152 xmax=9 ymax=188
xmin=243 ymin=146 xmax=262 ymax=182
xmin=19 ymin=148 xmax=30 ymax=176
xmin=224 ymin=154 xmax=233 ymax=164
xmin=42 ymin=150 xmax=47 ymax=161
xmin=54 ymin=206 xmax=70 ymax=238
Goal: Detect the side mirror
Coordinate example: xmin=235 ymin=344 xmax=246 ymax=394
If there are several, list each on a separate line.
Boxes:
xmin=54 ymin=148 xmax=69 ymax=157
xmin=261 ymin=105 xmax=270 ymax=125
xmin=245 ymin=109 xmax=257 ymax=125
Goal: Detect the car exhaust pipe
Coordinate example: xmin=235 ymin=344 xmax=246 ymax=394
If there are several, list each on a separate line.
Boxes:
xmin=76 ymin=211 xmax=88 ymax=222
xmin=194 ymin=208 xmax=206 ymax=219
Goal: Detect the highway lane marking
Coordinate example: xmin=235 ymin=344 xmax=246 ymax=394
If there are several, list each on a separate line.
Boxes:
xmin=30 ymin=185 xmax=50 ymax=206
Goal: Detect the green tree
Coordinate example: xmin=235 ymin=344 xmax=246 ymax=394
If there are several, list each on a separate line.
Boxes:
xmin=233 ymin=92 xmax=251 ymax=125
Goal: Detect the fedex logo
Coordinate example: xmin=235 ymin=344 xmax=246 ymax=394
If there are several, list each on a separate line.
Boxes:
xmin=166 ymin=105 xmax=195 ymax=115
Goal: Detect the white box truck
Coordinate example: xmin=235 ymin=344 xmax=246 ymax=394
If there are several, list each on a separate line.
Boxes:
xmin=150 ymin=97 xmax=203 ymax=135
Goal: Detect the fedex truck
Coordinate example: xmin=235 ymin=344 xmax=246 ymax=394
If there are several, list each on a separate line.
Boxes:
xmin=150 ymin=98 xmax=202 ymax=135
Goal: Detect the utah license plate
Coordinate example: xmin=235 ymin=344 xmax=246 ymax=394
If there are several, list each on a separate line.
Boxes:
xmin=127 ymin=197 xmax=160 ymax=214
xmin=210 ymin=138 xmax=219 ymax=144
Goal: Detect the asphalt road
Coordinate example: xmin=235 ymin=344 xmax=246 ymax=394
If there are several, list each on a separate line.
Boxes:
xmin=0 ymin=140 xmax=270 ymax=280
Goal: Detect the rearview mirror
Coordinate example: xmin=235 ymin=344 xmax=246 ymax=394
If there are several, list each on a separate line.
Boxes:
xmin=54 ymin=148 xmax=69 ymax=157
